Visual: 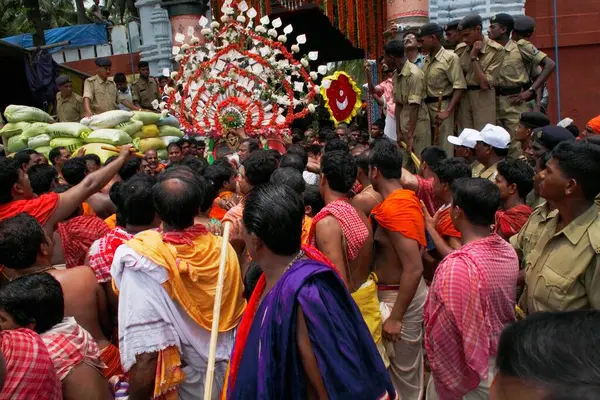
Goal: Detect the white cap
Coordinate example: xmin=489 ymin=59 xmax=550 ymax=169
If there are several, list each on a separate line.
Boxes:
xmin=471 ymin=124 xmax=511 ymax=149
xmin=447 ymin=128 xmax=479 ymax=148
xmin=557 ymin=117 xmax=574 ymax=128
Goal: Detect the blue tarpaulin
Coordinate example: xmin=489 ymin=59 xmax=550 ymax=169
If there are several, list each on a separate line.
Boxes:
xmin=2 ymin=24 xmax=108 ymax=53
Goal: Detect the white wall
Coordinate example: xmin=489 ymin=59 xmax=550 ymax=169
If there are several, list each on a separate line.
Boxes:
xmin=430 ymin=0 xmax=526 ymax=30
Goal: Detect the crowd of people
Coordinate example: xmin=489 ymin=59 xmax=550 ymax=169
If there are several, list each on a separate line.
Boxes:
xmin=1 ymin=10 xmax=600 ymax=400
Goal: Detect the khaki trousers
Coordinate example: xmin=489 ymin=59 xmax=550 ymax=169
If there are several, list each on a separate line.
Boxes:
xmin=457 ymin=89 xmax=496 ymax=131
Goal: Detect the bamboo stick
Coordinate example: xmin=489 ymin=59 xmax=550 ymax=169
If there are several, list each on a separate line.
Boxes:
xmin=203 ymin=221 xmax=232 ymax=400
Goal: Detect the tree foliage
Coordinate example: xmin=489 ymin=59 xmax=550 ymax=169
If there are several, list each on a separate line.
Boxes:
xmin=0 ymin=0 xmax=77 ymax=39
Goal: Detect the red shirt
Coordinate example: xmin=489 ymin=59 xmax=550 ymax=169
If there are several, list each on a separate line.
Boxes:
xmin=0 ymin=193 xmax=59 ymax=225
xmin=416 ymin=175 xmax=442 ymax=216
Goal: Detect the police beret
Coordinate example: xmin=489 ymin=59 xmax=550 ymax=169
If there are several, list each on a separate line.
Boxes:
xmin=417 ymin=23 xmax=444 ymax=37
xmin=513 ymin=15 xmax=536 ymax=33
xmin=520 ymin=112 xmax=550 ymax=129
xmin=444 ymin=20 xmax=461 ymax=32
xmin=533 ymin=125 xmax=576 ymax=151
xmin=458 ymin=14 xmax=483 ymax=30
xmin=491 ymin=13 xmax=514 ymax=31
xmin=55 ymin=75 xmax=71 ymax=86
xmin=95 ymin=57 xmax=112 ymax=67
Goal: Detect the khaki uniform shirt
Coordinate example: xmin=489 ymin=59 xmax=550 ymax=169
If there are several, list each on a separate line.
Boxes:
xmin=453 ymin=42 xmax=468 ymax=57
xmin=83 ymin=75 xmax=119 ymax=114
xmin=478 ymin=161 xmax=499 ymax=181
xmin=512 ymin=204 xmax=600 ymax=313
xmin=497 ymin=39 xmax=541 ymax=88
xmin=516 ymin=38 xmax=548 ymax=77
xmin=422 ymin=47 xmax=467 ymax=98
xmin=131 ymin=78 xmax=160 ymax=109
xmin=471 ymin=161 xmax=484 ymax=178
xmin=56 ymin=92 xmax=84 ymax=122
xmin=392 ymin=61 xmax=431 ymax=137
xmin=459 ymin=36 xmax=505 ymax=86
xmin=511 ymin=202 xmax=557 ymax=267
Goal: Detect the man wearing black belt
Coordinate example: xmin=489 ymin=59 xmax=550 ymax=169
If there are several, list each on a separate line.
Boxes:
xmin=488 ymin=14 xmax=554 ymax=159
xmin=418 ymin=23 xmax=467 ymax=155
xmin=456 ymin=15 xmax=504 ymax=132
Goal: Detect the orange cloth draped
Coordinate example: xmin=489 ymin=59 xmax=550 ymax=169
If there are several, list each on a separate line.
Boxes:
xmin=208 ymin=191 xmax=234 ymax=220
xmin=370 ymin=189 xmax=426 ymax=247
xmin=588 ymin=115 xmax=600 ymax=134
xmin=153 ymin=345 xmax=185 ymax=400
xmin=435 ymin=207 xmax=461 ymax=239
xmin=0 ymin=192 xmax=59 ymax=225
xmin=301 ymin=216 xmax=313 ymax=245
xmin=495 ymin=204 xmax=534 ymax=239
xmin=104 ymin=214 xmax=117 ymax=230
xmin=100 ymin=343 xmax=124 ymax=379
xmin=125 ymin=227 xmax=246 ymax=331
xmin=82 ymin=202 xmax=97 ymax=217
xmin=126 ymin=227 xmax=246 ymax=400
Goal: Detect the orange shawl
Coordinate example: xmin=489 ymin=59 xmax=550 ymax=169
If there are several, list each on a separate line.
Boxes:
xmin=301 ymin=216 xmax=313 ymax=245
xmin=435 ymin=207 xmax=461 ymax=239
xmin=209 ymin=191 xmax=234 ymax=221
xmin=82 ymin=202 xmax=96 ymax=217
xmin=370 ymin=189 xmax=426 ymax=246
xmin=104 ymin=214 xmax=117 ymax=230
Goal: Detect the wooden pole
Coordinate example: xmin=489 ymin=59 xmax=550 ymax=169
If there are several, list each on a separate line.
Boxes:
xmin=203 ymin=221 xmax=232 ymax=400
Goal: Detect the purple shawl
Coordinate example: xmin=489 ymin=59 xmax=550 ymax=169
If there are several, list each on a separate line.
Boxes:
xmin=229 ymin=258 xmax=396 ymax=399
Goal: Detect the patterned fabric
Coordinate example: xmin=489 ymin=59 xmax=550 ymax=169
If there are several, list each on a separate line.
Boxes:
xmin=0 ymin=329 xmax=62 ymax=400
xmin=0 ymin=192 xmax=59 ymax=225
xmin=416 ymin=175 xmax=443 ymax=217
xmin=308 ymin=199 xmax=370 ymax=261
xmin=494 ymin=204 xmax=533 ymax=239
xmin=41 ymin=317 xmax=106 ymax=381
xmin=424 ymin=234 xmax=518 ymax=399
xmin=88 ymin=227 xmax=134 ymax=283
xmin=58 ymin=215 xmax=111 ymax=268
xmin=161 ymin=224 xmax=208 ymax=245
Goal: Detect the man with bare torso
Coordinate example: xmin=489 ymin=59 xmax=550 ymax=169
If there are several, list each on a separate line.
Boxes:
xmin=308 ymin=149 xmax=387 ymax=363
xmin=352 ymin=149 xmax=382 ymax=218
xmin=369 ymin=139 xmax=428 ymax=399
xmin=0 ymin=214 xmax=112 ymax=364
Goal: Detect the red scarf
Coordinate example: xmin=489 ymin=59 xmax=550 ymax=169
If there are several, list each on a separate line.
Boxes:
xmin=494 ymin=204 xmax=533 ymax=239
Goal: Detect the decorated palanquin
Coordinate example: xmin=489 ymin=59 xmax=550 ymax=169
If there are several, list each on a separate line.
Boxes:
xmin=163 ymin=0 xmax=328 ymax=161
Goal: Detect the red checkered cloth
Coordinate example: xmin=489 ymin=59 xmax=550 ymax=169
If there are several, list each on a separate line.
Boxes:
xmin=416 ymin=175 xmax=443 ymax=216
xmin=0 ymin=329 xmax=62 ymax=400
xmin=41 ymin=317 xmax=106 ymax=381
xmin=308 ymin=199 xmax=369 ymax=261
xmin=494 ymin=204 xmax=533 ymax=239
xmin=162 ymin=224 xmax=208 ymax=245
xmin=424 ymin=234 xmax=519 ymax=399
xmin=58 ymin=215 xmax=111 ymax=269
xmin=88 ymin=227 xmax=135 ymax=283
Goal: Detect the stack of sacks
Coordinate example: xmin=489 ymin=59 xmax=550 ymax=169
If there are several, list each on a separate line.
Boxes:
xmin=1 ymin=105 xmax=54 ymax=155
xmin=78 ymin=110 xmax=135 ymax=163
xmin=131 ymin=111 xmax=182 ymax=159
xmin=46 ymin=122 xmax=92 ymax=156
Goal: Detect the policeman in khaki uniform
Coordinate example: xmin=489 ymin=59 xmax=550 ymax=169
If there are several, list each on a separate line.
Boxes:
xmin=383 ymin=39 xmax=431 ymax=164
xmin=132 ymin=61 xmax=160 ymax=110
xmin=511 ymin=141 xmax=600 ymax=313
xmin=488 ymin=14 xmax=556 ymax=159
xmin=456 ymin=15 xmax=505 ymax=132
xmin=83 ymin=57 xmax=120 ymax=117
xmin=470 ymin=124 xmax=510 ymax=181
xmin=512 ymin=16 xmax=557 ymax=113
xmin=55 ymin=75 xmax=84 ymax=123
xmin=417 ymin=23 xmax=467 ymax=155
xmin=443 ymin=20 xmax=464 ymax=53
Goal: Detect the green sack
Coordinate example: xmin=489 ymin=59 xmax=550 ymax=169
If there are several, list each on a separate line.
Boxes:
xmin=81 ymin=110 xmax=134 ymax=129
xmin=157 ymin=148 xmax=168 ymax=160
xmin=49 ymin=137 xmax=83 ymax=152
xmin=158 ymin=125 xmax=184 ymax=138
xmin=47 ymin=122 xmax=91 ymax=138
xmin=83 ymin=129 xmax=132 ymax=146
xmin=0 ymin=122 xmax=31 ymax=138
xmin=21 ymin=122 xmax=49 ymax=139
xmin=4 ymin=105 xmax=54 ymax=123
xmin=115 ymin=120 xmax=143 ymax=136
xmin=7 ymin=134 xmax=28 ymax=153
xmin=35 ymin=146 xmax=53 ymax=159
xmin=132 ymin=111 xmax=162 ymax=125
xmin=27 ymin=133 xmax=51 ymax=149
